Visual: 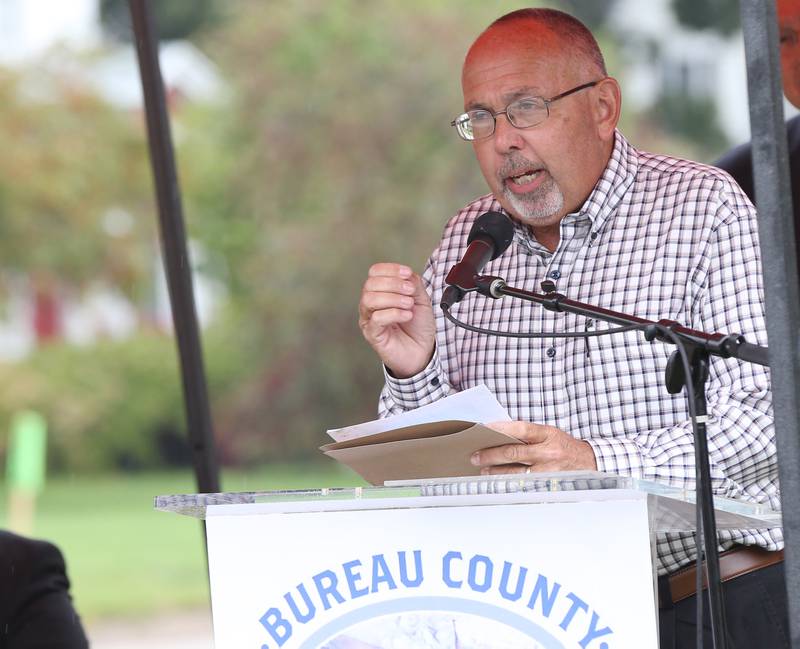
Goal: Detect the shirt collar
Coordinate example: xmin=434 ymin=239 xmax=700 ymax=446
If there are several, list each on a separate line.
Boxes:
xmin=507 ymin=130 xmax=638 ymax=253
xmin=576 ymin=130 xmax=637 ymax=233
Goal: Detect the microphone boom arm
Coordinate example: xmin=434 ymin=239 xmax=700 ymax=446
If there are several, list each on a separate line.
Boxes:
xmin=474 ymin=275 xmax=769 ymax=366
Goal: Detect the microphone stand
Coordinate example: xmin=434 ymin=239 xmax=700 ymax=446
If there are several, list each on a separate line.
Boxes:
xmin=465 ymin=274 xmax=770 ymax=649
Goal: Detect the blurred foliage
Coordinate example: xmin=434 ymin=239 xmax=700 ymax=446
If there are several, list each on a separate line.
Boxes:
xmin=173 ymin=0 xmax=508 ymax=464
xmin=0 ymin=66 xmax=155 ymax=297
xmin=671 ymin=0 xmax=740 ymax=36
xmin=0 ymin=307 xmax=261 ymax=472
xmin=100 ymin=0 xmax=220 ymax=43
xmin=0 ymin=335 xmax=184 ymax=472
xmin=651 ymin=90 xmax=730 ymax=156
xmin=559 ymin=0 xmax=618 ymax=31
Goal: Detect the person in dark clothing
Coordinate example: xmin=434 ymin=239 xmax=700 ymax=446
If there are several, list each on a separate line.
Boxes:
xmin=716 ymin=116 xmax=800 ymax=205
xmin=0 ymin=531 xmax=88 ymax=649
xmin=716 ymin=0 xmax=800 ymax=277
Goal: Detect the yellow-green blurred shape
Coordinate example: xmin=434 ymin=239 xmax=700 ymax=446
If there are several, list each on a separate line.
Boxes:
xmin=6 ymin=410 xmax=47 ymax=534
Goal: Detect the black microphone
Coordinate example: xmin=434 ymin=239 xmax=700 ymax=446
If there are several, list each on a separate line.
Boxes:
xmin=440 ymin=211 xmax=515 ymax=310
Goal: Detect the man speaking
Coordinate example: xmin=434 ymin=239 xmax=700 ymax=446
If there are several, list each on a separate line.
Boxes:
xmin=357 ymin=8 xmax=787 ymax=647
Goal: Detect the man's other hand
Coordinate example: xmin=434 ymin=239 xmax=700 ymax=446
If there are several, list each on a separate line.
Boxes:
xmin=358 ymin=263 xmax=436 ymax=378
xmin=471 ymin=421 xmax=598 ymax=474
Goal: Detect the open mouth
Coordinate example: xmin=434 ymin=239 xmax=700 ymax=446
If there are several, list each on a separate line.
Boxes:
xmin=503 ymin=167 xmax=546 ymax=193
xmin=508 ymin=169 xmax=543 ymax=186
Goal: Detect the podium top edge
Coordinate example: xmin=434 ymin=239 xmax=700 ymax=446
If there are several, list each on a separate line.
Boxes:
xmin=153 ymin=470 xmax=782 ymax=530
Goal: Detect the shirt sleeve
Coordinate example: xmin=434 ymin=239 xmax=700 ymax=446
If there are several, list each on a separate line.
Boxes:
xmin=586 ymin=181 xmax=776 ymax=502
xmin=378 ymin=345 xmax=453 ymax=417
xmin=377 ymin=253 xmax=454 ymax=418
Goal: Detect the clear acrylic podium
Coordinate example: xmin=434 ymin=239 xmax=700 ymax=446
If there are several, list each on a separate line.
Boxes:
xmin=156 ymin=471 xmax=781 ymax=649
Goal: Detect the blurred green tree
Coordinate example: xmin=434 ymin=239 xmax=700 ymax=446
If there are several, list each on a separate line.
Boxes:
xmin=0 ymin=65 xmax=178 ymax=470
xmin=0 ymin=66 xmax=156 ymax=301
xmin=651 ymin=89 xmax=730 ymax=155
xmin=177 ymin=0 xmax=504 ymax=462
xmin=671 ymin=0 xmax=740 ymax=36
xmin=559 ymin=0 xmax=618 ymax=30
xmin=100 ymin=0 xmax=220 ymax=43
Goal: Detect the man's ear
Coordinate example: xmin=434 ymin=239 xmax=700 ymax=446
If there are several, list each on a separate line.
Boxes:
xmin=593 ymin=77 xmax=622 ymax=142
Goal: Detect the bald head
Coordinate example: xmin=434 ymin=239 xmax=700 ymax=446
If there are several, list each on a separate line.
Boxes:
xmin=464 ymin=9 xmax=607 ymax=83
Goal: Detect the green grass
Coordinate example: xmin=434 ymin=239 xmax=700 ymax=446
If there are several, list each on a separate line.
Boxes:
xmin=0 ymin=462 xmax=366 ymax=622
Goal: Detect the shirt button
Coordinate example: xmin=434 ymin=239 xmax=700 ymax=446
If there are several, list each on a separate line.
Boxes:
xmin=546 ymin=347 xmax=557 ymax=358
xmin=590 ymin=232 xmax=598 ymax=241
xmin=548 ymin=269 xmax=561 ymax=280
xmin=430 ymin=377 xmax=440 ymax=387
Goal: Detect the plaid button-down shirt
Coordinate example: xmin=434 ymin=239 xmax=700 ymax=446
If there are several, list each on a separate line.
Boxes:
xmin=379 ymin=132 xmax=782 ymax=575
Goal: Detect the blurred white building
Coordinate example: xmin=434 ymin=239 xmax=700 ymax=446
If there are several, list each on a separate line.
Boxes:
xmin=0 ymin=0 xmax=225 ymax=360
xmin=0 ymin=0 xmax=223 ymax=107
xmin=0 ymin=0 xmax=102 ymax=63
xmin=611 ymin=0 xmax=796 ymax=145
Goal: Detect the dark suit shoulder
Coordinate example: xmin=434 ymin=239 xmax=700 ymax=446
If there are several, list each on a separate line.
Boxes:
xmin=786 ymin=114 xmax=800 ymax=147
xmin=0 ymin=532 xmax=87 ymax=649
xmin=715 ymin=140 xmax=755 ymax=201
xmin=0 ymin=531 xmax=68 ymax=594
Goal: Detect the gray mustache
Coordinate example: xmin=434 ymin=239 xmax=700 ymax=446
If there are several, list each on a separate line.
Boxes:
xmin=498 ymin=157 xmax=544 ymax=178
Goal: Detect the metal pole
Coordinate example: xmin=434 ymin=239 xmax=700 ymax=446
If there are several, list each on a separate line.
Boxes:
xmin=740 ymin=0 xmax=800 ymax=644
xmin=128 ymin=0 xmax=221 ymax=496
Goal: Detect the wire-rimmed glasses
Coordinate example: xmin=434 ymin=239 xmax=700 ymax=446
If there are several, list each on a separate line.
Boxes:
xmin=451 ymin=80 xmax=603 ymax=141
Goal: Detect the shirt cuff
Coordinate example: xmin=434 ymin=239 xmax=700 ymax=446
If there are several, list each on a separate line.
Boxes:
xmin=585 ymin=437 xmax=647 ymax=479
xmin=382 ymin=347 xmax=451 ymax=410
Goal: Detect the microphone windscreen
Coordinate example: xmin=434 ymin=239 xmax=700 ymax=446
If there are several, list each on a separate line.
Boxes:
xmin=467 ymin=211 xmax=515 ymax=260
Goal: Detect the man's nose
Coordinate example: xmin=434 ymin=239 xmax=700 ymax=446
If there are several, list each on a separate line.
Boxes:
xmin=493 ymin=113 xmax=525 ymax=152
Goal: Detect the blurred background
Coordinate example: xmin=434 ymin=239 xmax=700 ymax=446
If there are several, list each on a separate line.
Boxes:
xmin=0 ymin=0 xmax=790 ymax=646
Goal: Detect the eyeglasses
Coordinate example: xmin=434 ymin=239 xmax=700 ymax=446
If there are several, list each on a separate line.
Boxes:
xmin=451 ymin=80 xmax=603 ymax=142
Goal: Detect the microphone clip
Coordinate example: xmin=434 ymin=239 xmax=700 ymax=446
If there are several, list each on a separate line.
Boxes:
xmin=473 ymin=275 xmax=506 ymax=299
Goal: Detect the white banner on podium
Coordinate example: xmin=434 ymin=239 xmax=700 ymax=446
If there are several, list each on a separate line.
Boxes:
xmin=206 ymin=494 xmax=658 ymax=648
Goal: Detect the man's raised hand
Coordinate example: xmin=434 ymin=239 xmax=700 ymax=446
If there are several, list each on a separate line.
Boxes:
xmin=358 ymin=263 xmax=436 ymax=378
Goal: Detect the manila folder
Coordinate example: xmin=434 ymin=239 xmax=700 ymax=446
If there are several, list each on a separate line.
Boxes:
xmin=320 ymin=420 xmax=518 ymax=485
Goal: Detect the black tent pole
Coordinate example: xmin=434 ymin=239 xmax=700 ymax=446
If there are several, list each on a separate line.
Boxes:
xmin=740 ymin=0 xmax=800 ymax=645
xmin=128 ymin=0 xmax=221 ymax=496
